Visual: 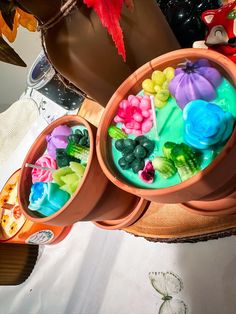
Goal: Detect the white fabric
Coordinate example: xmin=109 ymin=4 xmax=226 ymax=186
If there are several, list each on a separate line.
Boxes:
xmin=0 ymin=88 xmax=77 ymax=183
xmin=0 ymin=223 xmax=236 ymax=314
xmin=0 ymin=98 xmax=39 ymax=164
xmin=0 ymin=91 xmax=236 ymax=314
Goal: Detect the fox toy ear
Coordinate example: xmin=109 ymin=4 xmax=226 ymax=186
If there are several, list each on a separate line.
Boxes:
xmin=202 ymin=11 xmax=215 ymax=25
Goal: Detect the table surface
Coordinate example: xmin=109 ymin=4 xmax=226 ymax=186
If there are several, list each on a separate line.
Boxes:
xmin=0 ymin=93 xmax=236 ymax=314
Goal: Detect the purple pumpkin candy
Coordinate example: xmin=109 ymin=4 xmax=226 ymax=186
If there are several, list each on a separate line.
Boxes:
xmin=169 ymin=59 xmax=222 ymax=109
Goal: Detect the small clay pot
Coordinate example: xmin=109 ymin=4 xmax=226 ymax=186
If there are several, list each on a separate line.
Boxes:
xmin=0 ymin=169 xmax=72 ymax=244
xmin=96 ymin=48 xmax=236 ymax=213
xmin=181 ymin=188 xmax=236 ymax=216
xmin=18 ymin=115 xmax=145 ymax=225
xmin=94 ymin=198 xmax=149 ymax=230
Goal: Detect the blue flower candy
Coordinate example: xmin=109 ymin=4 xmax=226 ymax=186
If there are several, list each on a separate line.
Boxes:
xmin=29 ymin=182 xmax=70 ymax=217
xmin=183 ymin=100 xmax=234 ymax=149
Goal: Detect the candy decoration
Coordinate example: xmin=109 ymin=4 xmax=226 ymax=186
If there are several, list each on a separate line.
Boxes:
xmin=27 ymin=124 xmax=90 ymax=217
xmin=138 ymin=161 xmax=155 ymax=183
xmin=183 ymin=100 xmax=234 ymax=149
xmin=131 ymin=159 xmax=145 ymax=174
xmin=162 ymin=141 xmax=176 ymax=160
xmin=152 ymin=156 xmax=177 ymax=179
xmin=68 ymin=129 xmax=90 ymax=148
xmin=29 ymin=182 xmax=70 ymax=216
xmin=163 ymin=142 xmax=201 ymax=181
xmin=142 ymin=67 xmax=174 ymax=109
xmin=108 ymin=125 xmax=128 ymax=139
xmin=56 ymin=148 xmax=80 ymax=168
xmin=169 ymin=59 xmax=222 ymax=109
xmin=66 ymin=142 xmax=90 ymax=162
xmin=115 ymin=136 xmax=154 ymax=173
xmin=46 ymin=125 xmax=72 ymax=159
xmin=52 ymin=166 xmax=74 ymax=187
xmin=31 ymin=155 xmax=57 ymax=183
xmin=114 ymin=95 xmax=153 ymax=136
xmin=53 ymin=162 xmax=86 ymax=195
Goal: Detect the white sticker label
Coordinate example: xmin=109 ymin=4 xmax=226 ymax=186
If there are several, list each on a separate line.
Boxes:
xmin=26 ymin=230 xmax=54 ymax=244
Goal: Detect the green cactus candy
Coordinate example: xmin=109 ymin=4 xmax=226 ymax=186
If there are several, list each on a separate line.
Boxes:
xmin=66 ymin=142 xmax=90 ymax=162
xmin=169 ymin=143 xmax=201 ymax=181
xmin=162 ymin=142 xmax=176 ymax=160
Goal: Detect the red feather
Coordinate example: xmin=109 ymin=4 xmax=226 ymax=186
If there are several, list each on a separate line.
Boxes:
xmin=83 ymin=0 xmax=126 ymax=61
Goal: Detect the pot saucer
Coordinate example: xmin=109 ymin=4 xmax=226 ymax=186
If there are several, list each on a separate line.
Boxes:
xmin=124 ymin=201 xmax=236 ymax=243
xmin=180 ymin=188 xmax=236 ymax=216
xmin=94 ymin=197 xmax=149 ymax=230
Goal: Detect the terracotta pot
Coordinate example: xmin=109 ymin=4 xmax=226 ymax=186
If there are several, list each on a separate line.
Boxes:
xmin=94 ymin=198 xmax=149 ymax=230
xmin=18 ymin=0 xmax=180 ymax=106
xmin=0 ymin=243 xmax=38 ymax=285
xmin=96 ymin=48 xmax=236 ymax=214
xmin=18 ymin=115 xmax=146 ymax=225
xmin=0 ymin=169 xmax=72 ymax=244
xmin=180 ymin=188 xmax=236 ymax=216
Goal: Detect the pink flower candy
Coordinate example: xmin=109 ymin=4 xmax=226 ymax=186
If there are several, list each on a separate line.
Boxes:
xmin=32 ymin=154 xmax=57 ymax=183
xmin=142 ymin=120 xmax=153 ymax=133
xmin=114 ymin=95 xmax=154 ymax=135
xmin=133 ymin=113 xmax=143 ymax=122
xmin=138 ymin=161 xmax=155 ymax=184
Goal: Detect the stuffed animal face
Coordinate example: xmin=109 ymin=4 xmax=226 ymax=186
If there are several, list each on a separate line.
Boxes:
xmin=203 ymin=1 xmax=236 ymax=46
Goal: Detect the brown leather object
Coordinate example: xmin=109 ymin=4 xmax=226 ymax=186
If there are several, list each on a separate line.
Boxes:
xmin=0 ymin=243 xmax=38 ymax=285
xmin=18 ymin=0 xmax=180 ymax=106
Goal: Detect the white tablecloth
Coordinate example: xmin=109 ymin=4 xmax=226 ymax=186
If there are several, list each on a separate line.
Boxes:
xmin=0 ymin=93 xmax=236 ymax=314
xmin=0 ymin=224 xmax=236 ymax=314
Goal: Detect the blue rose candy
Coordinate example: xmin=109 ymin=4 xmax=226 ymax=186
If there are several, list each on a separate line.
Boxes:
xmin=183 ymin=100 xmax=234 ymax=149
xmin=29 ymin=182 xmax=70 ymax=217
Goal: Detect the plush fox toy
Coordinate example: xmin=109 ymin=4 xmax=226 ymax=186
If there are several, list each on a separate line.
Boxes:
xmin=202 ymin=1 xmax=236 ymax=63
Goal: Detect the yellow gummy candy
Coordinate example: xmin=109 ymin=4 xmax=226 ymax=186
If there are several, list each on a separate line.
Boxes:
xmin=142 ymin=79 xmax=155 ymax=94
xmin=151 ymin=70 xmax=166 ymax=86
xmin=154 ymin=85 xmax=162 ymax=93
xmin=163 ymin=67 xmax=175 ymax=81
xmin=156 ymin=89 xmax=170 ymax=102
xmin=154 ymin=95 xmax=167 ymax=109
xmin=162 ymin=81 xmax=169 ymax=91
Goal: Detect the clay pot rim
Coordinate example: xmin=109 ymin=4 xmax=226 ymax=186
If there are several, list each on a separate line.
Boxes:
xmin=180 ymin=202 xmax=236 ymax=216
xmin=181 ymin=188 xmax=236 ymax=216
xmin=93 ymin=197 xmax=149 ymax=230
xmin=18 ymin=115 xmax=94 ymax=223
xmin=96 ymin=48 xmax=236 ymax=198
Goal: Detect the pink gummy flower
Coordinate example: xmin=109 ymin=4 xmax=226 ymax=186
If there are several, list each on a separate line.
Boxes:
xmin=32 ymin=154 xmax=57 ymax=183
xmin=138 ymin=161 xmax=155 ymax=184
xmin=114 ymin=95 xmax=153 ymax=136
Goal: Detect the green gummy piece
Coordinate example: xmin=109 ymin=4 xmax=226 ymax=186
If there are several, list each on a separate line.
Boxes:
xmin=108 ymin=126 xmax=128 ymax=139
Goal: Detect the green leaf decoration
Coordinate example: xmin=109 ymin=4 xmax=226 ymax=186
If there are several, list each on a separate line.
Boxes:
xmin=0 ymin=0 xmax=16 ymax=31
xmin=0 ymin=36 xmax=26 ymax=67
